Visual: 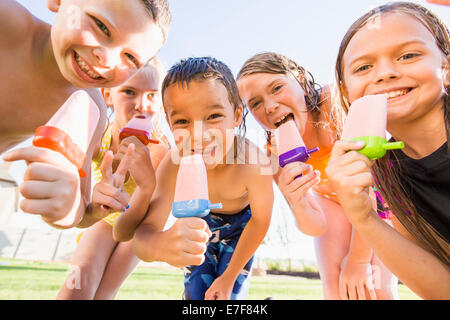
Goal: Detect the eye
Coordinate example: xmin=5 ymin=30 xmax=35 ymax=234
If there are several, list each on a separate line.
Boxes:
xmin=399 ymin=53 xmax=421 ymax=61
xmin=173 ymin=119 xmax=188 ymax=125
xmin=272 ymin=84 xmax=283 ymax=93
xmin=125 ymin=53 xmax=139 ymax=68
xmin=147 ymin=92 xmax=157 ymax=100
xmin=208 ymin=113 xmax=223 ymax=120
xmin=250 ymin=100 xmax=261 ymax=109
xmin=122 ymin=89 xmax=135 ymax=96
xmin=354 ymin=64 xmax=371 ymax=73
xmin=91 ymin=16 xmax=110 ymax=37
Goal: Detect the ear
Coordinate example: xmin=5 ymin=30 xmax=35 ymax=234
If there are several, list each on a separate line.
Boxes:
xmin=443 ymin=54 xmax=450 ymax=88
xmin=234 ymin=104 xmax=244 ymax=128
xmin=47 ymin=0 xmax=62 ymax=13
xmin=339 ymin=82 xmax=351 ymax=107
xmin=101 ymin=88 xmax=114 ymax=107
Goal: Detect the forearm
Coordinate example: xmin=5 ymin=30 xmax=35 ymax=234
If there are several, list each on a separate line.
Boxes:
xmin=346 ymin=227 xmax=373 ymax=263
xmin=290 ymin=193 xmax=326 ymax=237
xmin=76 ymin=202 xmax=103 ymax=228
xmin=133 ymin=223 xmax=164 ymax=262
xmin=222 ymin=218 xmax=269 ymax=281
xmin=353 ymin=211 xmax=450 ymax=299
xmin=113 ymin=185 xmax=155 ymax=242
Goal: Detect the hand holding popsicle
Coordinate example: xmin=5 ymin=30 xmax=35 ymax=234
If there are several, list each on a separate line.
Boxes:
xmin=114 ymin=135 xmax=156 ymax=192
xmin=159 ymin=217 xmax=212 ymax=268
xmin=2 ymin=90 xmax=100 ymax=228
xmin=2 ymin=146 xmax=82 ymax=226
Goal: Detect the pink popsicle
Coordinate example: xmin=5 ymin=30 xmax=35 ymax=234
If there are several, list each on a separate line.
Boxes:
xmin=341 ymin=94 xmax=388 ymax=140
xmin=33 ymin=90 xmax=100 ymax=177
xmin=119 ymin=114 xmax=159 ymax=145
xmin=45 ymin=90 xmax=99 ymax=153
xmin=174 ymin=154 xmax=209 ymax=202
xmin=274 ymin=120 xmax=306 ymax=154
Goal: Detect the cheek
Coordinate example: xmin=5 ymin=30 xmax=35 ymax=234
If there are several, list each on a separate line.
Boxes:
xmin=250 ymin=109 xmax=272 ymax=130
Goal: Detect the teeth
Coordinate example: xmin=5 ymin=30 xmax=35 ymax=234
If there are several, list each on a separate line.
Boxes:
xmin=75 ymin=54 xmax=101 ymax=79
xmin=385 ymin=89 xmax=409 ymax=99
xmin=275 ymin=115 xmax=288 ymax=126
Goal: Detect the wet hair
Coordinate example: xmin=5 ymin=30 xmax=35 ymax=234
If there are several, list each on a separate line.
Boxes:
xmin=140 ymin=0 xmax=172 ymax=43
xmin=162 ymin=56 xmax=248 ymax=138
xmin=335 ymin=2 xmax=450 ymax=266
xmin=237 ymin=51 xmax=345 ymax=144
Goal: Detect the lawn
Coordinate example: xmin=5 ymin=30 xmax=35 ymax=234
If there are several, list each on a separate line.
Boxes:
xmin=0 ymin=258 xmax=419 ymax=300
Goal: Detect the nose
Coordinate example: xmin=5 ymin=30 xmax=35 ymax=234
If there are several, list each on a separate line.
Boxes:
xmin=135 ymin=95 xmax=155 ymax=116
xmin=374 ymin=59 xmax=401 ymax=84
xmin=265 ymin=98 xmax=280 ymax=114
xmin=92 ymin=47 xmax=120 ymax=68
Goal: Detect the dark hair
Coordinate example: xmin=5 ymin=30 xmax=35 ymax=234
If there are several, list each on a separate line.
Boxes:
xmin=335 ymin=2 xmax=450 ymax=266
xmin=140 ymin=0 xmax=172 ymax=42
xmin=162 ymin=56 xmax=248 ymax=138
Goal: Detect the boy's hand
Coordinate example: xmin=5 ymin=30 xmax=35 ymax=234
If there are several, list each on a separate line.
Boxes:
xmin=2 ymin=146 xmax=82 ymax=227
xmin=326 ymin=140 xmax=375 ymax=225
xmin=161 ymin=217 xmax=211 ymax=268
xmin=90 ymin=148 xmax=132 ymax=219
xmin=115 ymin=136 xmax=156 ymax=192
xmin=278 ymin=162 xmax=321 ymax=210
xmin=204 ymin=275 xmax=234 ymax=300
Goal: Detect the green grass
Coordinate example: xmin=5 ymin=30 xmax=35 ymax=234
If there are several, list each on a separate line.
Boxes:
xmin=0 ymin=258 xmax=419 ymax=300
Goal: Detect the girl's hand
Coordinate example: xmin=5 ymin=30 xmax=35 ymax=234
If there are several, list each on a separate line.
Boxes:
xmin=115 ymin=136 xmax=156 ymax=192
xmin=204 ymin=275 xmax=234 ymax=300
xmin=2 ymin=146 xmax=82 ymax=227
xmin=339 ymin=254 xmax=377 ymax=300
xmin=91 ymin=146 xmax=133 ymax=219
xmin=161 ymin=217 xmax=211 ymax=268
xmin=278 ymin=162 xmax=321 ymax=211
xmin=326 ymin=140 xmax=375 ymax=225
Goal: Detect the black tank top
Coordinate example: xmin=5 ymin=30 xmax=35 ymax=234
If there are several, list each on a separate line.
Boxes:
xmin=391 ymin=142 xmax=450 ymax=243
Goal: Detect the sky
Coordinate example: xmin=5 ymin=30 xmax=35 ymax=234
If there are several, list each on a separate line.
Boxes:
xmin=5 ymin=0 xmax=450 ymax=263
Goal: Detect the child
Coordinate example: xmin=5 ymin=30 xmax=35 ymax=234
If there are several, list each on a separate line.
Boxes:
xmin=133 ymin=57 xmax=274 ymax=300
xmin=327 ymin=2 xmax=450 ymax=299
xmin=1 ymin=0 xmax=171 ymax=228
xmin=57 ymin=59 xmax=169 ymax=299
xmin=237 ymin=52 xmax=398 ymax=300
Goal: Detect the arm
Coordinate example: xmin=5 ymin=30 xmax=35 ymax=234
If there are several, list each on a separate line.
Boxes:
xmin=205 ymin=161 xmax=274 ymax=300
xmin=112 ymin=140 xmax=167 ymax=241
xmin=353 ymin=211 xmax=449 ymax=299
xmin=274 ymin=162 xmax=326 ymax=236
xmin=132 ymin=150 xmax=210 ymax=267
xmin=0 ymin=0 xmax=35 ymax=46
xmin=326 ymin=140 xmax=450 ymax=299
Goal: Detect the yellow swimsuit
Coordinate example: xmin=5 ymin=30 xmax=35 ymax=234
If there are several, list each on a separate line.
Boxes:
xmin=92 ymin=125 xmax=137 ymax=226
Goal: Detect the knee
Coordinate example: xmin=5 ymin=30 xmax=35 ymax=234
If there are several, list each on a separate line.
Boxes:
xmin=59 ymin=263 xmax=102 ymax=299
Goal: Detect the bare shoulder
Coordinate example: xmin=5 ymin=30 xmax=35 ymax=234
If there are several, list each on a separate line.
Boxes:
xmin=0 ymin=0 xmax=39 ymax=46
xmin=237 ymin=138 xmax=273 ymax=178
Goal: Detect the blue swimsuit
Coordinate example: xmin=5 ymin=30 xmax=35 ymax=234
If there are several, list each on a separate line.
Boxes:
xmin=183 ymin=205 xmax=254 ymax=300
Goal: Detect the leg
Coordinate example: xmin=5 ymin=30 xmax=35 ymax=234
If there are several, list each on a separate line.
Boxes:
xmin=216 ymin=239 xmax=254 ymax=300
xmin=183 ymin=244 xmax=218 ymax=300
xmin=93 ymin=239 xmax=140 ymax=300
xmin=57 ymin=221 xmax=117 ymax=299
xmin=370 ymin=219 xmax=399 ymax=300
xmin=313 ymin=196 xmax=352 ymax=300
